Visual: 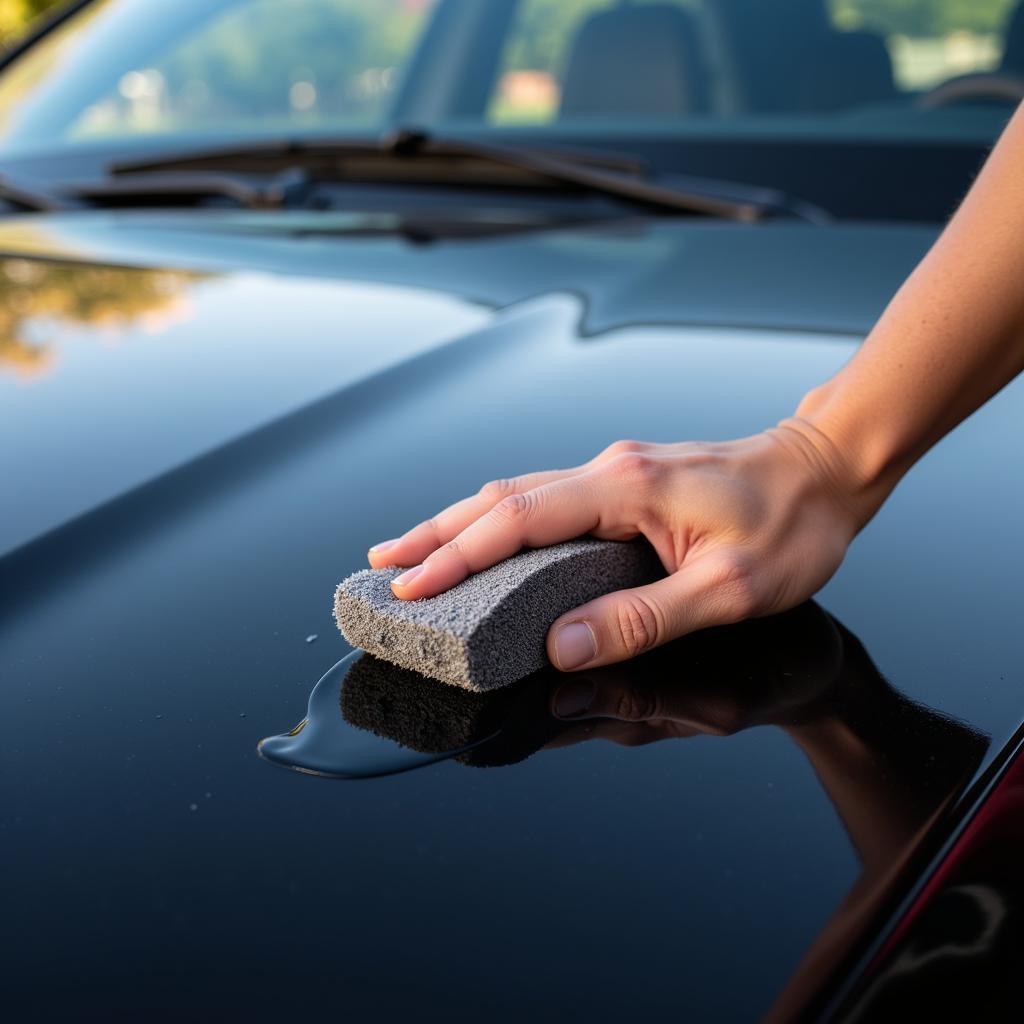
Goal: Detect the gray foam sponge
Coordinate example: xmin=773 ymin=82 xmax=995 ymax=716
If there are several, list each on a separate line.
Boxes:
xmin=333 ymin=538 xmax=663 ymax=691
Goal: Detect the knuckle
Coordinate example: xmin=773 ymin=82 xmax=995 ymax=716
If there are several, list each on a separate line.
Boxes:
xmin=613 ymin=593 xmax=662 ymax=658
xmin=435 ymin=538 xmax=468 ymax=567
xmin=614 ymin=691 xmax=643 ymax=721
xmin=614 ymin=687 xmax=659 ymax=722
xmin=713 ymin=551 xmax=761 ymax=618
xmin=601 ymin=439 xmax=645 ymax=460
xmin=479 ymin=478 xmax=515 ymax=501
xmin=607 ymin=451 xmax=659 ymax=485
xmin=489 ymin=491 xmax=534 ymax=526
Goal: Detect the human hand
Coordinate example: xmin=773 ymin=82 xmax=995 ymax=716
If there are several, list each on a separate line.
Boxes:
xmin=367 ymin=421 xmax=872 ymax=672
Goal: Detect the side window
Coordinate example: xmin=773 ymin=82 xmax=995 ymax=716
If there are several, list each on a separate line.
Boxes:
xmin=488 ymin=0 xmax=704 ymax=124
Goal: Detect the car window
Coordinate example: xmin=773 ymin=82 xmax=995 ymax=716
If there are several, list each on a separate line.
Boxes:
xmin=486 ymin=0 xmax=1018 ymax=125
xmin=82 ymin=0 xmax=431 ymax=140
xmin=830 ymin=0 xmax=1014 ymax=92
xmin=489 ymin=0 xmax=705 ymax=125
xmin=1 ymin=0 xmax=1020 ymax=152
xmin=0 ymin=0 xmax=1020 ymax=223
xmin=0 ymin=0 xmax=435 ymax=149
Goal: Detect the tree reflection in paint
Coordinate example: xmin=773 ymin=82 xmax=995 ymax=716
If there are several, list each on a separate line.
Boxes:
xmin=0 ymin=259 xmax=206 ymax=380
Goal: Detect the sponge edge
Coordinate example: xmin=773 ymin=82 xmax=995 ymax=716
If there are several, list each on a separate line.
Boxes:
xmin=333 ymin=538 xmax=664 ymax=691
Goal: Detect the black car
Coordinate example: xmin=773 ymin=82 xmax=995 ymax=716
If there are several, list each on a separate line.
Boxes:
xmin=2 ymin=1 xmax=1023 ymax=1020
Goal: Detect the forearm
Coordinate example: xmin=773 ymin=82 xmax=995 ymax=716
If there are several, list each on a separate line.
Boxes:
xmin=782 ymin=103 xmax=1024 ymax=523
xmin=375 ymin=106 xmax=1024 ymax=659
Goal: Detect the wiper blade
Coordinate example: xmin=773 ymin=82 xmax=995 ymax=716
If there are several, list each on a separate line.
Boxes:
xmin=387 ymin=131 xmax=832 ymax=223
xmin=67 ymin=169 xmax=304 ymax=211
xmin=389 ymin=129 xmax=765 ymax=222
xmin=110 ymin=129 xmax=827 ymax=223
xmin=112 ymin=131 xmax=647 ymax=178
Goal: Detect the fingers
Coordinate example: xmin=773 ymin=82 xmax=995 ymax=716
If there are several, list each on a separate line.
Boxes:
xmin=389 ymin=475 xmax=605 ymax=599
xmin=367 ymin=442 xmax=660 ymax=570
xmin=546 ymin=551 xmax=761 ymax=671
xmin=367 ymin=469 xmax=578 ymax=570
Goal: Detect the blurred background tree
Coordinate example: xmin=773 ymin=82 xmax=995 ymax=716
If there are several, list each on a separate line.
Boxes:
xmin=0 ymin=260 xmax=204 ymax=380
xmin=0 ymin=0 xmax=1016 ymax=126
xmin=0 ymin=0 xmax=64 ymax=46
xmin=1 ymin=0 xmax=1016 ymax=51
xmin=831 ymin=0 xmax=1010 ymax=36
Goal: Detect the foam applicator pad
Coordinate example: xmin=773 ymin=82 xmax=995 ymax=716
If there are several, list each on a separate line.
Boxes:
xmin=333 ymin=538 xmax=664 ymax=691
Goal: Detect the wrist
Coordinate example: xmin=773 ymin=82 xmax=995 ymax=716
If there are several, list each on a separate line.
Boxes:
xmin=772 ymin=394 xmax=903 ymax=531
xmin=799 ymin=377 xmax=915 ymax=491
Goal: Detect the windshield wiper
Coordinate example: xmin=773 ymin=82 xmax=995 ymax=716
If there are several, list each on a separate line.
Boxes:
xmin=109 ymin=128 xmax=830 ymax=224
xmin=68 ymin=169 xmax=303 ymax=211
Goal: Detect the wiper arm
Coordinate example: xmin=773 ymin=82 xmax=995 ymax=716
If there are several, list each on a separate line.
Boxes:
xmin=110 ymin=129 xmax=828 ymax=223
xmin=383 ymin=131 xmax=831 ymax=223
xmin=111 ymin=131 xmax=647 ymax=179
xmin=380 ymin=129 xmax=764 ymax=221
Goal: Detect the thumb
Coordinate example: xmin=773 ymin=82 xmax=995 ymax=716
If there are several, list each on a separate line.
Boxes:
xmin=546 ymin=553 xmax=758 ymax=671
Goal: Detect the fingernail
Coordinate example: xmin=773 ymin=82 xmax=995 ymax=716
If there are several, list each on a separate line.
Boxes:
xmin=553 ymin=679 xmax=596 ymax=719
xmin=553 ymin=621 xmax=597 ymax=670
xmin=392 ymin=565 xmax=423 ymax=588
xmin=370 ymin=539 xmax=398 ymax=553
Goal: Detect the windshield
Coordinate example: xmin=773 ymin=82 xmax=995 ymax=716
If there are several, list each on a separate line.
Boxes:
xmin=0 ymin=0 xmax=436 ymax=149
xmin=0 ymin=0 xmax=1020 ymax=220
xmin=1 ymin=0 xmax=1019 ymax=148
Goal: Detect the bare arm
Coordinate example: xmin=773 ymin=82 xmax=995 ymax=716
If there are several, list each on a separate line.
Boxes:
xmin=785 ymin=100 xmax=1024 ymax=521
xmin=368 ymin=104 xmax=1024 ymax=671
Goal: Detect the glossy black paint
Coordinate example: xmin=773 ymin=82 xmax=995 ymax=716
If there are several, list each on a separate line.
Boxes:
xmin=2 ymin=210 xmax=1023 ymax=1021
xmin=831 ymin=732 xmax=1024 ymax=1022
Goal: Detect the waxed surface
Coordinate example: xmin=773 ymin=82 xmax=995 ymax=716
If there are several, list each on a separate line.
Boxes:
xmin=3 ymin=217 xmax=1023 ymax=1022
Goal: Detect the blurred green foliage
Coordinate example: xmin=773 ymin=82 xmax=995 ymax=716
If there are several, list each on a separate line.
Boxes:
xmin=0 ymin=258 xmax=204 ymax=379
xmin=156 ymin=0 xmax=421 ymax=117
xmin=0 ymin=1 xmax=431 ymax=133
xmin=831 ymin=0 xmax=1013 ymax=36
xmin=503 ymin=0 xmax=607 ymax=73
xmin=0 ymin=0 xmax=1015 ymax=65
xmin=496 ymin=0 xmax=1014 ymax=74
xmin=0 ymin=0 xmax=64 ymax=44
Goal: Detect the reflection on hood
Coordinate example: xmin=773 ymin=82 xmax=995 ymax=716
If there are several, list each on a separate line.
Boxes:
xmin=341 ymin=654 xmax=564 ymax=768
xmin=0 ymin=258 xmax=206 ymax=379
xmin=266 ymin=602 xmax=987 ymax=799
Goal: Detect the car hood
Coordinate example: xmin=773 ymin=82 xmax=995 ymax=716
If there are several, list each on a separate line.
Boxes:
xmin=2 ymin=210 xmax=1022 ymax=1021
xmin=0 ymin=208 xmax=935 ymax=555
